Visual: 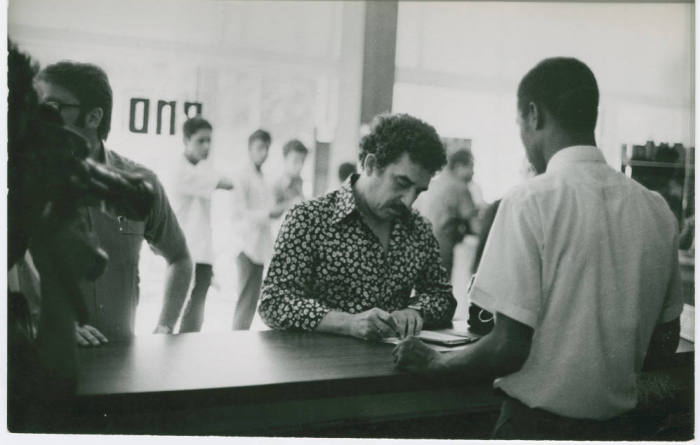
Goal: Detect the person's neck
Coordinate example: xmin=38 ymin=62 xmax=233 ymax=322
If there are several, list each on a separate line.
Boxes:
xmin=251 ymin=159 xmax=263 ymax=172
xmin=86 ymin=136 xmax=105 ymax=163
xmin=184 ymin=151 xmax=200 ymax=165
xmin=353 ymin=176 xmax=385 ymax=227
xmin=542 ymin=132 xmax=596 ymax=169
xmin=447 ymin=168 xmax=469 ymax=185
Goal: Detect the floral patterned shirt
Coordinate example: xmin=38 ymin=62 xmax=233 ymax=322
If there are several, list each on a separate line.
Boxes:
xmin=259 ymin=175 xmax=457 ymax=331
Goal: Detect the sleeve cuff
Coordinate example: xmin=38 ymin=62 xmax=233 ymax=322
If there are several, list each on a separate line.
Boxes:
xmin=469 ymin=285 xmax=538 ymax=329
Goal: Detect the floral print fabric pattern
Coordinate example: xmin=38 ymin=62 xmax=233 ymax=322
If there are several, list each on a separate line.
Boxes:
xmin=259 ymin=177 xmax=457 ymax=331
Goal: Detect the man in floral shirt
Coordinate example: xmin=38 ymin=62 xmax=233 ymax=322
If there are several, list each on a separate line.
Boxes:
xmin=259 ymin=113 xmax=457 ymax=340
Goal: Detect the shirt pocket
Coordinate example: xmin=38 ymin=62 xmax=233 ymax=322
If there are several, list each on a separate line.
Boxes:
xmin=118 ymin=217 xmax=146 ymax=236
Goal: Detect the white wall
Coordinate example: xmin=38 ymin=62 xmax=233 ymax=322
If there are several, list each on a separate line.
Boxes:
xmin=393 ymin=1 xmax=695 ymax=202
xmin=9 ymin=0 xmax=365 ymax=194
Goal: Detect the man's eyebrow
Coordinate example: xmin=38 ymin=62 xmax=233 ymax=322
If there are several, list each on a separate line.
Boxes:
xmin=396 ymin=174 xmax=414 ymax=184
xmin=42 ymin=96 xmax=68 ymax=103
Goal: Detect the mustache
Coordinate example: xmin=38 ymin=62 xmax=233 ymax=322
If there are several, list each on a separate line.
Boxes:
xmin=387 ymin=202 xmax=410 ymax=216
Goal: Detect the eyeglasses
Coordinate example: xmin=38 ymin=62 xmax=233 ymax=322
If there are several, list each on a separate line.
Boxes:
xmin=43 ymin=100 xmax=81 ymax=113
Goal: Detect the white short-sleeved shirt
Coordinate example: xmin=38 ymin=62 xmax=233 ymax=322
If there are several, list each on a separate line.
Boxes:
xmin=168 ymin=155 xmax=220 ymax=264
xmin=469 ymin=145 xmax=684 ymax=420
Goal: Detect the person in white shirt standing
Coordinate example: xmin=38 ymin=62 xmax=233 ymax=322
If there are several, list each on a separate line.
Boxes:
xmin=170 ymin=117 xmax=233 ymax=333
xmin=230 ymin=129 xmax=291 ymax=330
xmin=393 ymin=57 xmax=683 ymax=440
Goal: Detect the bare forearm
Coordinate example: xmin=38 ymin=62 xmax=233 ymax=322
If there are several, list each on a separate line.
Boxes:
xmin=316 ymin=311 xmax=352 ymax=336
xmin=157 ymin=255 xmax=193 ymax=329
xmin=440 ymin=334 xmax=509 ymax=382
xmin=439 ymin=313 xmax=532 ymax=381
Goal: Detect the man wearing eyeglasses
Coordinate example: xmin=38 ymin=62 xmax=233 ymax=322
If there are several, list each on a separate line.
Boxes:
xmin=33 ymin=62 xmax=193 ymax=345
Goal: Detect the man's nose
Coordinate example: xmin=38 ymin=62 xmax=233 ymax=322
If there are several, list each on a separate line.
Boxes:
xmin=401 ymin=189 xmax=419 ymax=209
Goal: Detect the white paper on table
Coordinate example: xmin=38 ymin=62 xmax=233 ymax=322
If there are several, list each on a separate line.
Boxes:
xmin=380 ymin=330 xmax=478 ymax=351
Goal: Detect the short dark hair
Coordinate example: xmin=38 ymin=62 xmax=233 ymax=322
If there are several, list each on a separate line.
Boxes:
xmin=36 ymin=61 xmax=113 ymax=141
xmin=338 ymin=162 xmax=357 ymax=183
xmin=248 ymin=129 xmax=271 ymax=147
xmin=282 ymin=139 xmax=308 ymax=158
xmin=448 ymin=149 xmax=474 ymax=170
xmin=359 ymin=113 xmax=446 ymax=175
xmin=517 ymin=57 xmax=599 ymax=136
xmin=182 ymin=117 xmax=212 ymax=139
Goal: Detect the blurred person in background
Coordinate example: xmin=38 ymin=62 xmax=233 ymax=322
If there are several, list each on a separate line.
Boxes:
xmin=414 ymin=148 xmax=485 ymax=276
xmin=272 ymin=139 xmax=309 ymax=209
xmin=169 ymin=117 xmax=233 ymax=333
xmin=34 ymin=61 xmax=192 ymax=345
xmin=338 ymin=161 xmax=358 ymax=184
xmin=230 ymin=129 xmax=293 ymax=330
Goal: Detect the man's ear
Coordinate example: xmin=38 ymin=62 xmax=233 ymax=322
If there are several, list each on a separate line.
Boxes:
xmin=528 ymin=102 xmax=545 ymax=131
xmin=363 ymin=153 xmax=377 ymax=175
xmin=85 ymin=107 xmax=104 ymax=131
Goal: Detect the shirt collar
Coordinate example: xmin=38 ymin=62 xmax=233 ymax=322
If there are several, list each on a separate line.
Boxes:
xmin=247 ymin=158 xmax=264 ymax=175
xmin=547 ymin=145 xmax=606 ymax=173
xmin=102 ymin=144 xmax=115 ymax=167
xmin=331 ymin=173 xmax=360 ymax=225
xmin=330 ymin=174 xmax=418 ymax=231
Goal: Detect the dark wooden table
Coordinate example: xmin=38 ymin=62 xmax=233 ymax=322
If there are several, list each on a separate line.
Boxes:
xmin=73 ymin=324 xmax=502 ymax=435
xmin=72 ymin=322 xmax=694 ymax=436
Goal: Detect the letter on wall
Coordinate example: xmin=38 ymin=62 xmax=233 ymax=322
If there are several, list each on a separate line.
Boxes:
xmin=129 ymin=98 xmax=150 ymax=134
xmin=157 ymin=100 xmax=177 ymax=135
xmin=184 ymin=102 xmax=203 ymax=118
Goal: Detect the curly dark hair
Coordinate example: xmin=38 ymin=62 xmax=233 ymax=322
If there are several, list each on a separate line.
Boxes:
xmin=359 ymin=113 xmax=446 ymax=174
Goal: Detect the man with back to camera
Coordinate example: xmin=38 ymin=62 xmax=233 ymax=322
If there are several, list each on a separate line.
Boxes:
xmin=259 ymin=113 xmax=457 ymax=339
xmin=229 ymin=129 xmax=293 ymax=330
xmin=34 ymin=61 xmax=193 ymax=345
xmin=393 ymin=58 xmax=683 ymax=440
xmin=169 ymin=117 xmax=233 ymax=333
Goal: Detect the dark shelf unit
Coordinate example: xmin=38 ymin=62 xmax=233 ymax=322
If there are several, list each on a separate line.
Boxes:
xmin=621 ymin=144 xmax=694 ymax=228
